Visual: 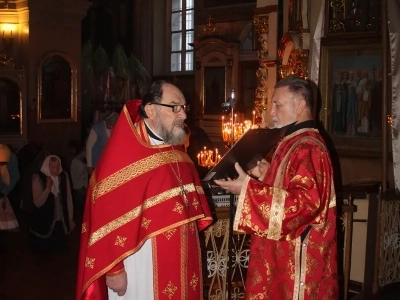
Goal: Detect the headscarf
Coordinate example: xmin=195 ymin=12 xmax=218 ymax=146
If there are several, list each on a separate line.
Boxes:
xmin=40 ymin=155 xmax=62 ymax=196
xmin=0 ymin=144 xmax=11 ymax=185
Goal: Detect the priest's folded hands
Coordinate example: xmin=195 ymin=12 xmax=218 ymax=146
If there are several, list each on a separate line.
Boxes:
xmin=106 ymin=270 xmax=127 ymax=296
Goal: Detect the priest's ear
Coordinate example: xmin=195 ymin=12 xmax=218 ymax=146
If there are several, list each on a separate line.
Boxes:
xmin=144 ymin=103 xmax=156 ymax=120
xmin=296 ymin=97 xmax=307 ymax=115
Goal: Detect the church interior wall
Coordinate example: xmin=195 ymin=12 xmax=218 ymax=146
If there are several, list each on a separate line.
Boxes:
xmin=0 ymin=0 xmax=392 ymax=189
xmin=25 ymin=1 xmax=87 ymax=156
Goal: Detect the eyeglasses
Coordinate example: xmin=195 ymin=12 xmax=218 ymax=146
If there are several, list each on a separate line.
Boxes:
xmin=151 ymin=103 xmax=190 ymax=113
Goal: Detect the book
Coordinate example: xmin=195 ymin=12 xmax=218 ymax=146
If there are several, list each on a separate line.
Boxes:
xmin=202 ymin=125 xmax=290 ymax=182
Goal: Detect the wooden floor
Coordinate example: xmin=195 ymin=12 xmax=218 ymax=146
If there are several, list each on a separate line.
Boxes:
xmin=0 ymin=209 xmax=82 ymax=300
xmin=1 ymin=207 xmax=400 ymax=300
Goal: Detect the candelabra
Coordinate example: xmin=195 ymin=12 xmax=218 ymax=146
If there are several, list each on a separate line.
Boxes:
xmin=221 ymin=117 xmax=252 ymax=147
xmin=197 ymin=147 xmax=221 ymax=168
xmin=197 ymin=90 xmax=254 ymax=168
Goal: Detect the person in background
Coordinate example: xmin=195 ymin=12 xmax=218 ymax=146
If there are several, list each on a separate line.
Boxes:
xmin=86 ymin=112 xmax=119 ymax=175
xmin=0 ymin=144 xmax=20 ymax=251
xmin=21 ymin=148 xmax=52 ymax=215
xmin=214 ymin=77 xmax=338 ymax=299
xmin=65 ymin=139 xmax=82 ymax=175
xmin=76 ymin=80 xmax=212 ymax=300
xmin=70 ymin=142 xmax=88 ymax=217
xmin=30 ymin=155 xmax=75 ymax=254
xmin=0 ymin=144 xmax=20 ymax=212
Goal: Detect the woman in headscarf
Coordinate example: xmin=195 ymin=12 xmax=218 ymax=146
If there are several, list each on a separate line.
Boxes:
xmin=30 ymin=155 xmax=75 ymax=253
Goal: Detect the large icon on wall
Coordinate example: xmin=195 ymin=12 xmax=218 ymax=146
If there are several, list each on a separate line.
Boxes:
xmin=203 ymin=66 xmax=225 ymax=114
xmin=320 ymin=43 xmax=382 ymax=155
xmin=37 ymin=52 xmax=77 ymax=123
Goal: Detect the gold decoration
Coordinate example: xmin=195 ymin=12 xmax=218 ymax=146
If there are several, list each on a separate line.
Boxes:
xmin=330 ymin=0 xmax=344 ymax=20
xmin=91 ymin=146 xmax=192 ymax=203
xmin=163 ymin=229 xmax=177 ymax=240
xmin=172 ymin=202 xmax=184 ymax=214
xmin=87 ymin=184 xmax=199 ymax=246
xmin=189 ymin=222 xmax=195 ymax=232
xmin=141 ymin=217 xmax=151 ymax=229
xmin=85 ymin=257 xmax=95 ymax=269
xmin=197 ymin=15 xmax=221 ymax=39
xmin=115 ymin=236 xmax=127 ymax=247
xmin=327 ymin=0 xmax=381 ymax=34
xmin=282 ymin=49 xmax=309 ymax=80
xmin=189 ymin=273 xmax=199 ymax=290
xmin=277 ymin=33 xmax=309 ymax=80
xmin=162 ymin=281 xmax=178 ymax=299
xmin=192 ymin=198 xmax=199 ymax=210
xmin=253 ymin=15 xmax=270 ymax=126
xmin=81 ymin=222 xmax=87 ymax=233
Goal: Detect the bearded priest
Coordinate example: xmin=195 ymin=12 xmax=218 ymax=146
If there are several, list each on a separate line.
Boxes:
xmin=76 ymin=80 xmax=213 ymax=300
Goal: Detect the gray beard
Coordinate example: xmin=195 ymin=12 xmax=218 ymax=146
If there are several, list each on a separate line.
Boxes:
xmin=154 ymin=117 xmax=186 ymax=145
xmin=162 ymin=126 xmax=186 ymax=145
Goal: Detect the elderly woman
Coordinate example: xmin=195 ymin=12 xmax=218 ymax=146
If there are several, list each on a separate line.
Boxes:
xmin=30 ymin=155 xmax=75 ymax=253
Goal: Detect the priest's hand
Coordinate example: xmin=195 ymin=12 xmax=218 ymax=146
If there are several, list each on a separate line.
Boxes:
xmin=106 ymin=270 xmax=127 ymax=296
xmin=249 ymin=159 xmax=270 ymax=179
xmin=214 ymin=163 xmax=247 ymax=195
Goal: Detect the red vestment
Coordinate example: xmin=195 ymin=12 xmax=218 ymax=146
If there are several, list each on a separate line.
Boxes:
xmin=76 ymin=100 xmax=213 ymax=300
xmin=234 ymin=128 xmax=338 ymax=300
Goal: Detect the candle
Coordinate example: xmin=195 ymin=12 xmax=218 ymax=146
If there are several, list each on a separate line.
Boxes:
xmin=234 ymin=114 xmax=237 ymax=124
xmin=252 ymin=110 xmax=255 ymax=125
xmin=231 ymin=89 xmax=235 ymax=99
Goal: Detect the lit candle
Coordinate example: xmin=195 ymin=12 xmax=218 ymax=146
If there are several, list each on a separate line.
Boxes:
xmin=252 ymin=110 xmax=255 ymax=125
xmin=231 ymin=89 xmax=235 ymax=100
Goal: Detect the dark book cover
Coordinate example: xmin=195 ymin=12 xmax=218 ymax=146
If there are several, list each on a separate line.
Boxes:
xmin=202 ymin=125 xmax=290 ymax=182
